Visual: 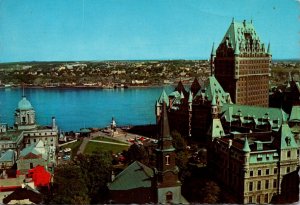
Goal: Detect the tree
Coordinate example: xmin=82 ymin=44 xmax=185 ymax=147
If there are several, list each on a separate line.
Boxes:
xmin=74 ymin=152 xmax=112 ymax=203
xmin=126 ymin=142 xmax=148 ymax=164
xmin=49 ymin=164 xmax=90 ymax=204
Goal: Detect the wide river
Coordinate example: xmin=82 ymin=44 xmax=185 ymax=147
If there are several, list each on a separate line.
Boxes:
xmin=0 ymin=86 xmax=174 ymax=131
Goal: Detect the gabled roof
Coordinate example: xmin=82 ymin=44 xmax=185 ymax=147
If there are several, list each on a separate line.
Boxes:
xmin=289 ymin=106 xmax=300 ymax=122
xmin=274 ymin=123 xmax=298 ymax=149
xmin=175 ymin=81 xmax=188 ymax=97
xmin=207 ymin=118 xmax=225 ymax=140
xmin=3 ymin=185 xmax=42 ymax=204
xmin=190 ymin=78 xmax=201 ymax=96
xmin=20 ymin=140 xmax=47 ymax=160
xmin=0 ymin=149 xmax=15 ymax=163
xmin=108 ymin=161 xmax=154 ymax=190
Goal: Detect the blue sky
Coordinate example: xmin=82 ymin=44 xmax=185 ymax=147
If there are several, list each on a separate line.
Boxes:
xmin=0 ymin=0 xmax=298 ymax=62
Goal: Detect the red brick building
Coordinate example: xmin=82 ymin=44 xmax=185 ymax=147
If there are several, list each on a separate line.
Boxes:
xmin=213 ymin=19 xmax=271 ymax=107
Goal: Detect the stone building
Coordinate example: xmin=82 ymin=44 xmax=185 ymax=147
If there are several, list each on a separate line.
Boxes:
xmin=213 ymin=19 xmax=271 ymax=107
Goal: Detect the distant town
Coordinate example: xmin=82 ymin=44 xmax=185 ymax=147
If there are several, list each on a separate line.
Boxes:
xmin=0 ymin=60 xmax=299 ymax=89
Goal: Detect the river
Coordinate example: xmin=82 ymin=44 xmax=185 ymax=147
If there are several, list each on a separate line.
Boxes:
xmin=0 ymin=86 xmax=174 ymax=131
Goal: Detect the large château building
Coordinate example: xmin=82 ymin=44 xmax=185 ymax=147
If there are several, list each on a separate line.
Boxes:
xmin=155 ymin=19 xmax=299 ymax=203
xmin=213 ymin=19 xmax=271 ymax=107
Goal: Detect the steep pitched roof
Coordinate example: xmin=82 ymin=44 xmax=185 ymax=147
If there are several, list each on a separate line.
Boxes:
xmin=274 ymin=123 xmax=298 ymax=149
xmin=203 ymin=75 xmax=232 ymax=104
xmin=190 ymin=77 xmax=201 ymax=95
xmin=20 ymin=140 xmax=47 ymax=160
xmin=207 ymin=118 xmax=225 ymax=140
xmin=175 ymin=81 xmax=188 ymax=97
xmin=108 ymin=161 xmax=154 ymax=190
xmin=242 ymin=137 xmax=251 ymax=152
xmin=158 ymin=90 xmax=169 ymax=106
xmin=289 ymin=106 xmax=300 ymax=122
xmin=219 ymin=19 xmax=266 ymax=54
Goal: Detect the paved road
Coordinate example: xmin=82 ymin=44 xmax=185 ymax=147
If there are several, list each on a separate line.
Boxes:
xmin=89 ymin=139 xmax=129 ymax=146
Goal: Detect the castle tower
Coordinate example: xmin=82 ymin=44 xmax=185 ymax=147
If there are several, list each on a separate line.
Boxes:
xmin=156 ymin=102 xmax=185 ymax=204
xmin=214 ymin=19 xmax=271 ymax=107
xmin=188 ymin=91 xmax=193 ymax=137
xmin=14 ymin=95 xmax=37 ymax=130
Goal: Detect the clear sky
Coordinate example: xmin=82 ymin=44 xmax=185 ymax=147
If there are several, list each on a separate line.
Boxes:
xmin=0 ymin=0 xmax=298 ymax=62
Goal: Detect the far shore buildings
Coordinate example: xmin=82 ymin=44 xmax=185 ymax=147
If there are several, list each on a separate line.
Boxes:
xmin=155 ymin=19 xmax=299 ymax=204
xmin=0 ymin=95 xmax=58 ymax=203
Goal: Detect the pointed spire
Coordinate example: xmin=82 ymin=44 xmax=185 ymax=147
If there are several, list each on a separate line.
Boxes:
xmin=180 ymin=91 xmax=184 ymax=99
xmin=234 ymin=40 xmax=240 ymax=55
xmin=158 ymin=89 xmax=169 ymax=106
xmin=188 ymin=91 xmax=193 ymax=103
xmin=211 ymin=42 xmax=216 ymax=56
xmin=243 ymin=136 xmax=251 ymax=152
xmin=161 ymin=102 xmax=171 ymax=139
xmin=267 ymin=42 xmax=271 ymax=55
xmin=232 ymin=17 xmax=234 ymax=24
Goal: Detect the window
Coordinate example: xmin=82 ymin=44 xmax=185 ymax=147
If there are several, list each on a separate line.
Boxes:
xmin=249 ymin=196 xmax=252 ymax=203
xmin=274 ymin=168 xmax=277 ymax=174
xmin=266 ymin=169 xmax=269 ymax=175
xmin=166 ymin=191 xmax=173 ymax=202
xmin=287 ymin=151 xmax=291 ymax=158
xmin=30 ymin=163 xmax=33 ymax=169
xmin=265 ymin=180 xmax=269 ymax=189
xmin=273 ymin=179 xmax=277 ymax=188
xmin=249 ymin=182 xmax=253 ymax=191
xmin=264 ymin=194 xmax=268 ymax=203
xmin=165 ymin=155 xmax=170 ymax=165
xmin=256 ymin=195 xmax=260 ymax=204
xmin=287 ymin=167 xmax=290 ymax=173
xmin=250 ymin=170 xmax=253 ymax=177
xmin=33 ymin=139 xmax=36 ymax=143
xmin=257 ymin=181 xmax=261 ymax=190
xmin=258 ymin=170 xmax=261 ymax=176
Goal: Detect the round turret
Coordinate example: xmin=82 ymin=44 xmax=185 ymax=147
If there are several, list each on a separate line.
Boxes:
xmin=18 ymin=97 xmax=33 ymax=110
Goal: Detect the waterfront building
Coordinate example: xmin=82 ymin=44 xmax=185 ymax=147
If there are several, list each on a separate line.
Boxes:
xmin=109 ymin=103 xmax=187 ymax=204
xmin=213 ymin=19 xmax=271 ymax=107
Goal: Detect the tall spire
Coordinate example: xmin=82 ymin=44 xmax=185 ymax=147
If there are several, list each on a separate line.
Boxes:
xmin=160 ymin=102 xmax=171 ymax=140
xmin=211 ymin=42 xmax=216 ymax=56
xmin=188 ymin=91 xmax=193 ymax=103
xmin=267 ymin=42 xmax=271 ymax=55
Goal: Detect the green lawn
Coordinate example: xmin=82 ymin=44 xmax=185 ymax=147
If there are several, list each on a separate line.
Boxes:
xmin=84 ymin=141 xmax=129 ymax=155
xmin=61 ymin=140 xmax=82 ymax=157
xmin=93 ymin=136 xmax=127 ymax=144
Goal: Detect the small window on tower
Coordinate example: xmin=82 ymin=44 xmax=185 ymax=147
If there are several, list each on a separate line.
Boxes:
xmin=166 ymin=191 xmax=173 ymax=202
xmin=165 ymin=155 xmax=170 ymax=165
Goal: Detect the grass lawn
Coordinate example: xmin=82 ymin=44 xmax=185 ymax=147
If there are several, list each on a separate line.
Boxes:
xmin=93 ymin=136 xmax=127 ymax=144
xmin=84 ymin=141 xmax=129 ymax=155
xmin=61 ymin=140 xmax=82 ymax=157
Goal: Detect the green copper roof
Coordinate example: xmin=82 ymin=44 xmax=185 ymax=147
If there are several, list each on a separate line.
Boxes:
xmin=18 ymin=96 xmax=33 ymax=110
xmin=289 ymin=106 xmax=300 ymax=122
xmin=211 ymin=94 xmax=217 ymax=106
xmin=108 ymin=161 xmax=153 ymax=190
xmin=219 ymin=19 xmax=267 ymax=55
xmin=188 ymin=91 xmax=193 ymax=103
xmin=242 ymin=137 xmax=251 ymax=152
xmin=276 ymin=123 xmax=298 ymax=149
xmin=158 ymin=90 xmax=169 ymax=106
xmin=169 ymin=91 xmax=181 ymax=98
xmin=0 ymin=149 xmax=15 ymax=163
xmin=208 ymin=118 xmax=225 ymax=139
xmin=202 ymin=76 xmax=232 ymax=104
xmin=222 ymin=104 xmax=289 ymax=129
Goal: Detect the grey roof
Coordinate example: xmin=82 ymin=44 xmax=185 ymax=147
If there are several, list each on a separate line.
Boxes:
xmin=108 ymin=161 xmax=154 ymax=190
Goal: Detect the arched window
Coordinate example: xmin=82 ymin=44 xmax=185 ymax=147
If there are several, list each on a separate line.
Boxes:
xmin=166 ymin=191 xmax=173 ymax=202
